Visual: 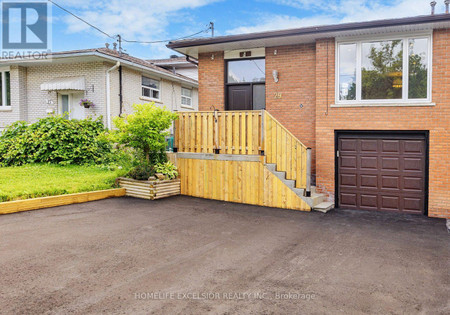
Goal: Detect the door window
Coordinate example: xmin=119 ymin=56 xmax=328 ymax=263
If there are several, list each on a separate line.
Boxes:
xmin=61 ymin=94 xmax=69 ymax=118
xmin=227 ymin=59 xmax=265 ymax=83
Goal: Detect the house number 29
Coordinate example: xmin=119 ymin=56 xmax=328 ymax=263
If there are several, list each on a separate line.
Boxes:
xmin=274 ymin=92 xmax=282 ymax=99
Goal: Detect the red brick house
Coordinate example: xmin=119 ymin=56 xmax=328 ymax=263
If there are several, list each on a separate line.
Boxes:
xmin=168 ymin=13 xmax=450 ymax=218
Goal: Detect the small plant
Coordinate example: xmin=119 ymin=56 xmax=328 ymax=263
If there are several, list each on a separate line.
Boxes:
xmin=127 ymin=164 xmax=155 ymax=180
xmin=80 ymin=99 xmax=95 ymax=108
xmin=155 ymin=161 xmax=178 ymax=180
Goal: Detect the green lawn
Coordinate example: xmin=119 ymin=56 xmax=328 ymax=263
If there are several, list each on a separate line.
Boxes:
xmin=0 ymin=164 xmax=128 ymax=202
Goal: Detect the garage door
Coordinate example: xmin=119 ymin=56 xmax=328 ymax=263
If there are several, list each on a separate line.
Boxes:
xmin=337 ymin=133 xmax=427 ymax=214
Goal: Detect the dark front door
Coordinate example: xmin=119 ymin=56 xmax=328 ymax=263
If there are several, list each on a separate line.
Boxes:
xmin=227 ymin=85 xmax=252 ymax=110
xmin=337 ymin=132 xmax=427 ymax=214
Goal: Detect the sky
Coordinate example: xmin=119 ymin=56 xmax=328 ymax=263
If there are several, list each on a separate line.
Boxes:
xmin=49 ymin=0 xmax=446 ymax=59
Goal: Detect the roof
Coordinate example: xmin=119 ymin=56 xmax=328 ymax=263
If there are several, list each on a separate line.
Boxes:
xmin=167 ymin=13 xmax=450 ymax=58
xmin=148 ymin=56 xmax=187 ymax=64
xmin=0 ymin=48 xmax=198 ymax=86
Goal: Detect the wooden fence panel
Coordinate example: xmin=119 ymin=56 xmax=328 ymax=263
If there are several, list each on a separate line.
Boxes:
xmin=175 ymin=111 xmax=263 ymax=155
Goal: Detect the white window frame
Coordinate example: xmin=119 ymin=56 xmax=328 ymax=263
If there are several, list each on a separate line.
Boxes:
xmin=141 ymin=76 xmax=161 ymax=101
xmin=180 ymin=87 xmax=193 ymax=109
xmin=335 ymin=32 xmax=433 ymax=105
xmin=0 ymin=67 xmax=11 ymax=108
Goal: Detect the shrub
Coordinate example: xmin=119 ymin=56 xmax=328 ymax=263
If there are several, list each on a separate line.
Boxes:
xmin=155 ymin=161 xmax=178 ymax=179
xmin=0 ymin=116 xmax=112 ymax=166
xmin=110 ymin=103 xmax=178 ymax=165
xmin=127 ymin=164 xmax=155 ymax=180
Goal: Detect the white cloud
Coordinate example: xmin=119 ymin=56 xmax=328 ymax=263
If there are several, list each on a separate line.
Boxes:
xmin=233 ymin=0 xmax=444 ymax=35
xmin=226 ymin=14 xmax=339 ymax=34
xmin=55 ymin=0 xmax=219 ymax=41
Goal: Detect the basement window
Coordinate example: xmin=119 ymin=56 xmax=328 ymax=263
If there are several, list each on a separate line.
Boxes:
xmin=0 ymin=71 xmax=11 ymax=107
xmin=336 ymin=35 xmax=431 ymax=104
xmin=142 ymin=76 xmax=160 ymax=100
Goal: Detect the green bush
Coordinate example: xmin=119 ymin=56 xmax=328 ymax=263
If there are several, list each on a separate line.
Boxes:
xmin=110 ymin=103 xmax=177 ymax=165
xmin=0 ymin=116 xmax=112 ymax=166
xmin=127 ymin=164 xmax=155 ymax=180
xmin=155 ymin=161 xmax=178 ymax=179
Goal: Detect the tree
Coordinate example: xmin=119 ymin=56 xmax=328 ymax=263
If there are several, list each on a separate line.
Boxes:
xmin=110 ymin=103 xmax=178 ymax=164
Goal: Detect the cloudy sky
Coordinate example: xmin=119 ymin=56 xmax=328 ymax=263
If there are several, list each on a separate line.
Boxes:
xmin=50 ymin=0 xmax=445 ymax=59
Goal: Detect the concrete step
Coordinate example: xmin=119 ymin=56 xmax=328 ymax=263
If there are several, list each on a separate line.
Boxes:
xmin=272 ymin=170 xmax=287 ymax=182
xmin=313 ymin=202 xmax=334 ymax=213
xmin=265 ymin=163 xmax=276 ymax=172
xmin=292 ymin=187 xmax=305 ymax=196
xmin=310 ymin=193 xmax=327 ymax=207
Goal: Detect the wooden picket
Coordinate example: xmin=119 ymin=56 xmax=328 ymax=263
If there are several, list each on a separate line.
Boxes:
xmin=175 ymin=111 xmax=263 ymax=155
xmin=263 ymin=111 xmax=308 ymax=188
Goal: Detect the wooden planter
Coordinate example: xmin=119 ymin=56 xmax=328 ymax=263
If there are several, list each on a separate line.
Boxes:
xmin=117 ymin=177 xmax=180 ymax=200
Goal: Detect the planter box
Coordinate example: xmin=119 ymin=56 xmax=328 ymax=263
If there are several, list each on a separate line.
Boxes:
xmin=117 ymin=177 xmax=180 ymax=200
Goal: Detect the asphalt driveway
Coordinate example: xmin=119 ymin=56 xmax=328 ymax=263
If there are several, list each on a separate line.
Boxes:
xmin=0 ymin=196 xmax=448 ymax=314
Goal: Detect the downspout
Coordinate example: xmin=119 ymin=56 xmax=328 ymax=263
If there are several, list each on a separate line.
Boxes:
xmin=106 ymin=61 xmax=120 ymax=129
xmin=119 ymin=65 xmax=123 ymax=115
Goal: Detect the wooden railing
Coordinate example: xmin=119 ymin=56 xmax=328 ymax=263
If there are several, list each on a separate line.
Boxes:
xmin=174 ymin=110 xmax=310 ymax=190
xmin=174 ymin=111 xmax=262 ymax=155
xmin=263 ymin=111 xmax=308 ymax=189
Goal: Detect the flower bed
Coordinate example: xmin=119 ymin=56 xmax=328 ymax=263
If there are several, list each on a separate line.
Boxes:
xmin=118 ymin=177 xmax=180 ymax=200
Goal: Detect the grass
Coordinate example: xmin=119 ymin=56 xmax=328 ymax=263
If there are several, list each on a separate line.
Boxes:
xmin=0 ymin=164 xmax=129 ymax=202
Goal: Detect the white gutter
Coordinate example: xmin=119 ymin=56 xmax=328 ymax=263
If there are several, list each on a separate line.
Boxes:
xmin=106 ymin=61 xmax=120 ymax=129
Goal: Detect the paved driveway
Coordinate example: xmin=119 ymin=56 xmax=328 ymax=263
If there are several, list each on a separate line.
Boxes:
xmin=0 ymin=196 xmax=448 ymax=314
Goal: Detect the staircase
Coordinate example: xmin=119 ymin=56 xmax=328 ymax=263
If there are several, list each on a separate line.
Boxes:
xmin=265 ymin=163 xmax=334 ymax=212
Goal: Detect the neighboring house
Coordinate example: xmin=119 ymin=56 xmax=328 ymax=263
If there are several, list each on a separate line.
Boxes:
xmin=148 ymin=55 xmax=198 ymax=80
xmin=0 ymin=47 xmax=198 ymax=130
xmin=168 ymin=13 xmax=450 ymax=219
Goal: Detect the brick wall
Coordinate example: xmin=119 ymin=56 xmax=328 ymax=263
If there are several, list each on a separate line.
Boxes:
xmin=198 ymin=51 xmax=224 ymax=110
xmin=195 ymin=29 xmax=449 ymax=218
xmin=266 ymin=44 xmax=317 ymax=174
xmin=314 ymin=30 xmax=450 ymax=218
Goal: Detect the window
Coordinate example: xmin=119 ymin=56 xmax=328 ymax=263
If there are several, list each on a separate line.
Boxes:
xmin=227 ymin=59 xmax=265 ymax=83
xmin=181 ymin=87 xmax=192 ymax=107
xmin=336 ymin=35 xmax=431 ymax=104
xmin=0 ymin=71 xmax=11 ymax=107
xmin=142 ymin=76 xmax=160 ymax=100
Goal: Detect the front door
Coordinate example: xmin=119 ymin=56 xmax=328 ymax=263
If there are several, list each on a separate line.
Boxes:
xmin=227 ymin=85 xmax=252 ymax=110
xmin=226 ymin=58 xmax=265 ymax=110
xmin=60 ymin=92 xmax=85 ymax=119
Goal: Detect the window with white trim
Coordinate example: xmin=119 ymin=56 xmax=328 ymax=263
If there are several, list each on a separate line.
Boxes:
xmin=336 ymin=35 xmax=431 ymax=104
xmin=181 ymin=87 xmax=192 ymax=107
xmin=142 ymin=76 xmax=160 ymax=100
xmin=0 ymin=71 xmax=11 ymax=107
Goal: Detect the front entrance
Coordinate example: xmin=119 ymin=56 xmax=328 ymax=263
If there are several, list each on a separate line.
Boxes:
xmin=226 ymin=58 xmax=265 ymax=110
xmin=336 ymin=131 xmax=428 ymax=214
xmin=59 ymin=92 xmax=85 ymax=119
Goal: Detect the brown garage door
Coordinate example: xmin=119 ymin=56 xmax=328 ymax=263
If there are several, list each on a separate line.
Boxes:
xmin=337 ymin=133 xmax=427 ymax=214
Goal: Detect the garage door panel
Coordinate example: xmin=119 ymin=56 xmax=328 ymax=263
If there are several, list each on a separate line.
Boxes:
xmin=403 ymin=140 xmax=425 ymax=154
xmin=360 ymin=194 xmax=378 ymax=209
xmin=360 ymin=156 xmax=378 ymax=169
xmin=340 ymin=139 xmax=357 ymax=152
xmin=404 ymin=158 xmax=424 ymax=172
xmin=403 ymin=197 xmax=423 ymax=213
xmin=340 ymin=155 xmax=357 ymax=169
xmin=403 ymin=177 xmax=423 ymax=191
xmin=381 ymin=176 xmax=400 ymax=190
xmin=340 ymin=193 xmax=357 ymax=207
xmin=382 ymin=140 xmax=401 ymax=154
xmin=340 ymin=174 xmax=357 ymax=187
xmin=360 ymin=139 xmax=378 ymax=152
xmin=338 ymin=134 xmax=426 ymax=214
xmin=360 ymin=175 xmax=378 ymax=188
xmin=381 ymin=157 xmax=400 ymax=171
